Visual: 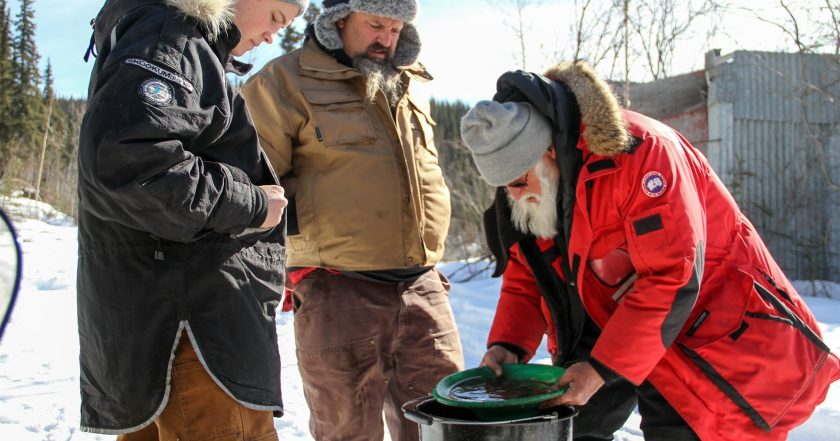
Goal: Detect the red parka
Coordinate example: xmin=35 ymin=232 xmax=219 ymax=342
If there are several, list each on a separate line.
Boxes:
xmin=486 ymin=63 xmax=840 ymax=441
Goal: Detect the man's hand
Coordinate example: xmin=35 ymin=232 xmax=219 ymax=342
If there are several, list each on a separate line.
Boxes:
xmin=259 ymin=185 xmax=288 ymax=228
xmin=480 ymin=345 xmax=519 ymax=377
xmin=540 ymin=362 xmax=605 ymax=408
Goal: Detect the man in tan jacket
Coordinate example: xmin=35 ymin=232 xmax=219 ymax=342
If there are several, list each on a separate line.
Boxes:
xmin=241 ymin=1 xmax=464 ymax=440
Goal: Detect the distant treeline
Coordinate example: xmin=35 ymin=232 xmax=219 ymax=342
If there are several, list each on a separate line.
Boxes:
xmin=431 ymin=99 xmax=495 ymax=261
xmin=0 ymin=0 xmax=82 ymax=218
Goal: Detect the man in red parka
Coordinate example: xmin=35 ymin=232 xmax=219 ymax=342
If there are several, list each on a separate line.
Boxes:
xmin=459 ymin=61 xmax=840 ymax=441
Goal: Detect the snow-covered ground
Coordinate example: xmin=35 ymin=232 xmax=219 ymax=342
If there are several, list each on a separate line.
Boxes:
xmin=0 ymin=197 xmax=839 ymax=440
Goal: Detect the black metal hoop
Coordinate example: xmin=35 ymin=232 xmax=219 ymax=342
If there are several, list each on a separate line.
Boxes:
xmin=0 ymin=206 xmax=22 ymax=340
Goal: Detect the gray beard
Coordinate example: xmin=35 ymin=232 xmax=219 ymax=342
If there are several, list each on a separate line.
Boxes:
xmin=353 ymin=57 xmax=403 ymax=107
xmin=507 ymin=159 xmax=560 ymax=239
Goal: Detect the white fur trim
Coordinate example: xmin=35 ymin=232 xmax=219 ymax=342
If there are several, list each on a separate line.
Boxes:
xmin=165 ymin=0 xmax=234 ymax=40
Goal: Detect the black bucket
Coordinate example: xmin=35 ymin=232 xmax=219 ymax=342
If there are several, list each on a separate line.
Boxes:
xmin=402 ymin=396 xmax=575 ymax=440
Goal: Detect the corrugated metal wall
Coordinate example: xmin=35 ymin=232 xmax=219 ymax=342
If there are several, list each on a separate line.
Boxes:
xmin=706 ymin=50 xmax=840 ymax=281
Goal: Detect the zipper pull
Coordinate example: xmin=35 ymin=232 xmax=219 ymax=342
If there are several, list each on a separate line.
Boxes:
xmin=151 ymin=235 xmax=165 ymax=261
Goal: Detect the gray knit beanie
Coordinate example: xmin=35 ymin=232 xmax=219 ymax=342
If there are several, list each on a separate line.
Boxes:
xmin=282 ymin=0 xmax=310 ymax=18
xmin=314 ymin=0 xmax=421 ymax=67
xmin=460 ymin=101 xmax=553 ymax=187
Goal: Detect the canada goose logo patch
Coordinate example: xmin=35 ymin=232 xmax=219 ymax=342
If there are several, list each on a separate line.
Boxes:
xmin=139 ymin=78 xmax=173 ymax=106
xmin=642 ymin=171 xmax=667 ymax=197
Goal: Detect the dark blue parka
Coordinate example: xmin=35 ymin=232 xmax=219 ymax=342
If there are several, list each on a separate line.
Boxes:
xmin=77 ymin=0 xmax=285 ymax=433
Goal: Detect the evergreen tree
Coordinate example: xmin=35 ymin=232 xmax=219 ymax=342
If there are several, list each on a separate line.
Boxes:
xmin=0 ymin=1 xmax=14 ymax=178
xmin=13 ymin=0 xmax=36 ymax=89
xmin=0 ymin=2 xmax=81 ymax=215
xmin=429 ymin=99 xmax=493 ymax=261
xmin=42 ymin=57 xmax=53 ymax=101
xmin=0 ymin=3 xmax=11 ymax=105
xmin=12 ymin=0 xmax=42 ymax=150
xmin=51 ymin=98 xmax=83 ymax=217
xmin=279 ymin=1 xmax=321 ymax=54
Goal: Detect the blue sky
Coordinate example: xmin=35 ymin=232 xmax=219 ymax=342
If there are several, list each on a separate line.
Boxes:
xmin=8 ymin=0 xmax=797 ymax=102
xmin=11 ymin=0 xmax=522 ymax=100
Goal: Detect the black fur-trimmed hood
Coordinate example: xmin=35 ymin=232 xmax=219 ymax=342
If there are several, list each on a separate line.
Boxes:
xmin=92 ymin=0 xmax=235 ymax=43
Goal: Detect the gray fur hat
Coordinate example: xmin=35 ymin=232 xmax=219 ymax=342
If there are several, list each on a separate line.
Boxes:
xmin=314 ymin=0 xmax=421 ymax=67
xmin=460 ymin=101 xmax=553 ymax=187
xmin=283 ymin=0 xmax=310 ymax=18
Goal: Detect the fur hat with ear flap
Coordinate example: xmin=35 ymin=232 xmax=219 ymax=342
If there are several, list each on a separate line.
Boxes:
xmin=314 ymin=0 xmax=421 ymax=67
xmin=281 ymin=0 xmax=310 ymax=18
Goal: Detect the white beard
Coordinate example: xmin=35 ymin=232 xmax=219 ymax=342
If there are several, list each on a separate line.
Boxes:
xmin=507 ymin=159 xmax=560 ymax=239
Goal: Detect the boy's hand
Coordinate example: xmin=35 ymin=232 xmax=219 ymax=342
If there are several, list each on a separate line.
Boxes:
xmin=259 ymin=185 xmax=288 ymax=228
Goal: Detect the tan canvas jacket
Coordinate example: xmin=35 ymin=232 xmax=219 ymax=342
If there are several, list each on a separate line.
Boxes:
xmin=241 ymin=39 xmax=450 ymax=270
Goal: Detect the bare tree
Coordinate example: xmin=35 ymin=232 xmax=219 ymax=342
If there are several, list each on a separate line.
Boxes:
xmin=765 ymin=0 xmax=840 ymax=192
xmin=735 ymin=0 xmax=839 ymax=55
xmin=488 ymin=0 xmax=542 ymax=70
xmin=34 ymin=93 xmax=52 ymax=202
xmin=569 ymin=0 xmax=624 ymax=71
xmin=715 ymin=0 xmax=840 ymax=280
xmin=628 ymin=0 xmax=720 ymax=79
xmin=829 ymin=0 xmax=840 ymax=54
xmin=623 ymin=0 xmax=631 ymax=105
xmin=562 ymin=0 xmax=722 ymax=93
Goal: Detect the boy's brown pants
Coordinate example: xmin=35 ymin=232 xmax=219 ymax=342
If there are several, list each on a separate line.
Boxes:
xmin=116 ymin=337 xmax=278 ymax=441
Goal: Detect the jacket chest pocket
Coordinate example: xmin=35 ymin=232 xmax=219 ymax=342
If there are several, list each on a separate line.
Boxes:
xmin=677 ymin=267 xmax=831 ymax=431
xmin=586 ymin=224 xmax=634 ymax=289
xmin=302 ymin=89 xmax=375 ymax=147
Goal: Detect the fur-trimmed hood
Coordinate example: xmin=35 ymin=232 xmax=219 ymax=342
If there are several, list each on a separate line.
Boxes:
xmin=544 ymin=62 xmax=629 ymax=157
xmin=88 ymin=0 xmax=238 ymax=63
xmin=165 ymin=0 xmax=234 ymax=40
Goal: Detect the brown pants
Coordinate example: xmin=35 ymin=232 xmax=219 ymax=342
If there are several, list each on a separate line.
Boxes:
xmin=117 ymin=337 xmax=278 ymax=441
xmin=292 ymin=268 xmax=464 ymax=441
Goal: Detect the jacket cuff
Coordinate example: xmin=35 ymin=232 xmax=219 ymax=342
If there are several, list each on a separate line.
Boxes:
xmin=248 ymin=186 xmax=268 ymax=228
xmin=588 ymin=356 xmax=622 ymax=385
xmin=488 ymin=342 xmax=528 ymax=363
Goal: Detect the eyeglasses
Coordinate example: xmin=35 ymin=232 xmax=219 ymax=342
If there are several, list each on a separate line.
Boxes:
xmin=506 ymin=171 xmax=530 ymax=189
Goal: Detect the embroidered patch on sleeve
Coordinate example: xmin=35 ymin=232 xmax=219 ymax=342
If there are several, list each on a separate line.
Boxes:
xmin=125 ymin=58 xmax=195 ymax=93
xmin=642 ymin=171 xmax=667 ymax=197
xmin=139 ymin=78 xmax=173 ymax=106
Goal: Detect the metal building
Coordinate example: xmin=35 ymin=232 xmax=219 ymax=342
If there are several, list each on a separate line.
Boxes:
xmin=705 ymin=50 xmax=840 ymax=282
xmin=625 ymin=50 xmax=840 ymax=282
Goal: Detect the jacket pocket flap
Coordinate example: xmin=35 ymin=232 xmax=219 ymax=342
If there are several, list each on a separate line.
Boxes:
xmin=588 ymin=223 xmax=625 ymax=259
xmin=302 ymin=89 xmax=361 ymax=105
xmin=679 ymin=266 xmax=752 ymax=348
xmin=407 ymin=94 xmax=436 ymax=126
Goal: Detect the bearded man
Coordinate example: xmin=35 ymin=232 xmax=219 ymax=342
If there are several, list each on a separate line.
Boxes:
xmin=241 ymin=1 xmax=464 ymax=440
xmin=460 ymin=64 xmax=840 ymax=441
